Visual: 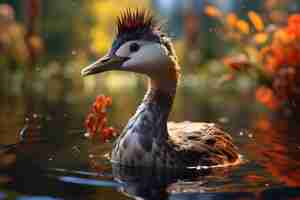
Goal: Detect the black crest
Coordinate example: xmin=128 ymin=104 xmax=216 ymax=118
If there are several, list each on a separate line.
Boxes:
xmin=110 ymin=9 xmax=164 ymax=53
xmin=116 ymin=9 xmax=157 ymax=37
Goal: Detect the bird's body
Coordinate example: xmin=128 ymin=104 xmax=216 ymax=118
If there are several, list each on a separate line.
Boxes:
xmin=111 ymin=81 xmax=239 ymax=168
xmin=82 ymin=9 xmax=240 ymax=168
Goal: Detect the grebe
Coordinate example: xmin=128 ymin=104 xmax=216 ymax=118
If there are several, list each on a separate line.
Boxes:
xmin=81 ymin=10 xmax=239 ymax=168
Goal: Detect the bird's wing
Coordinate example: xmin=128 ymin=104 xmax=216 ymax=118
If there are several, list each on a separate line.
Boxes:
xmin=167 ymin=121 xmax=239 ymax=166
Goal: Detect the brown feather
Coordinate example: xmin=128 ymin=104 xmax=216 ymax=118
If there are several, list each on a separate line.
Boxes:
xmin=167 ymin=121 xmax=239 ymax=166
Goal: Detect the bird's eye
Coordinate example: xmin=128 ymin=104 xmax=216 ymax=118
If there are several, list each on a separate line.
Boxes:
xmin=129 ymin=43 xmax=140 ymax=52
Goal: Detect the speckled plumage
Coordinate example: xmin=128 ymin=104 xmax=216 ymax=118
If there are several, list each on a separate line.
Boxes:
xmin=83 ymin=9 xmax=240 ymax=168
xmin=111 ymin=86 xmax=239 ymax=168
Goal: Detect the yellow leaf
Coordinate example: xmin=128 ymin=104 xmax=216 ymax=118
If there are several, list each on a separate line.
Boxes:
xmin=204 ymin=5 xmax=223 ymax=18
xmin=254 ymin=32 xmax=268 ymax=44
xmin=88 ymin=0 xmax=150 ymax=54
xmin=248 ymin=11 xmax=264 ymax=32
xmin=236 ymin=20 xmax=250 ymax=34
xmin=90 ymin=30 xmax=111 ymax=54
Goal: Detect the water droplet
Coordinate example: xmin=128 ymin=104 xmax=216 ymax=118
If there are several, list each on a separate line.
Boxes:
xmin=218 ymin=117 xmax=229 ymax=124
xmin=89 ymin=154 xmax=94 ymax=158
xmin=71 ymin=50 xmax=77 ymax=56
xmin=103 ymin=153 xmax=110 ymax=159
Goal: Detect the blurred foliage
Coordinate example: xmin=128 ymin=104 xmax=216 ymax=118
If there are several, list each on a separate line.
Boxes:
xmin=0 ymin=0 xmax=90 ymax=62
xmin=1 ymin=2 xmax=300 ymax=199
xmin=0 ymin=0 xmax=299 ymax=118
xmin=205 ymin=0 xmax=300 ymax=116
xmin=0 ymin=3 xmax=28 ymax=68
xmin=87 ymin=0 xmax=150 ymax=55
xmin=40 ymin=0 xmax=92 ymax=62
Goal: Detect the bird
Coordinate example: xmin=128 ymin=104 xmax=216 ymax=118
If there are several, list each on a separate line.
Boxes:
xmin=81 ymin=9 xmax=240 ymax=169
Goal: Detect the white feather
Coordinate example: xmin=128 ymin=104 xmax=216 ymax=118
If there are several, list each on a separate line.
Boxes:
xmin=115 ymin=40 xmax=172 ymax=75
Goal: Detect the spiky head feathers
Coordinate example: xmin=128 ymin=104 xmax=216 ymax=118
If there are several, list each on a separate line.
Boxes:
xmin=81 ymin=9 xmax=180 ymax=82
xmin=110 ymin=9 xmax=163 ymax=52
xmin=108 ymin=9 xmax=163 ymax=58
xmin=117 ymin=9 xmax=157 ymax=38
xmin=112 ymin=9 xmax=179 ymax=70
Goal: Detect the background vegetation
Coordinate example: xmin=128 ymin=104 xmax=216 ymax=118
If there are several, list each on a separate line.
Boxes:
xmin=0 ymin=0 xmax=299 ymax=144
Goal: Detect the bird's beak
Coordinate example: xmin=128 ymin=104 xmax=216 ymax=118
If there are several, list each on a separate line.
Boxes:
xmin=81 ymin=54 xmax=128 ymax=77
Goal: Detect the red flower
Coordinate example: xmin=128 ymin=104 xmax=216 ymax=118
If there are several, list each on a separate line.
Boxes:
xmin=255 ymin=86 xmax=281 ymax=110
xmin=84 ymin=95 xmax=117 ymax=141
xmin=287 ymin=14 xmax=300 ymax=38
xmin=223 ymin=54 xmax=251 ymax=71
xmin=101 ymin=127 xmax=116 ymax=141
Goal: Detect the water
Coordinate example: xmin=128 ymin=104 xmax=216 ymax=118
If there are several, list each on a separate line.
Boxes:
xmin=0 ymin=85 xmax=300 ymax=200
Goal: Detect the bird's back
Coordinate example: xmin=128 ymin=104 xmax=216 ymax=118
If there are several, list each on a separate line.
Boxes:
xmin=167 ymin=121 xmax=240 ymax=167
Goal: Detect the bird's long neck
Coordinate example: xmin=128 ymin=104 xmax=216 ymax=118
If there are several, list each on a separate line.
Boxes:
xmin=144 ymin=80 xmax=175 ymax=111
xmin=143 ymin=78 xmax=177 ymax=118
xmin=112 ymin=65 xmax=179 ymax=163
xmin=144 ymin=62 xmax=179 ymax=112
xmin=132 ymin=67 xmax=179 ymax=140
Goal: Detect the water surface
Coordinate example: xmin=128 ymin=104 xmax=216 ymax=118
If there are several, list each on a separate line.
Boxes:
xmin=0 ymin=85 xmax=299 ymax=200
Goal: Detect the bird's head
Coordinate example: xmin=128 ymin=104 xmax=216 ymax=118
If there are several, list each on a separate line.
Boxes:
xmin=81 ymin=9 xmax=179 ymax=80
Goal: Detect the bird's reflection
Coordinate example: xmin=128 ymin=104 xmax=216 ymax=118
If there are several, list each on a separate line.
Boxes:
xmin=111 ymin=164 xmax=254 ymax=200
xmin=112 ymin=163 xmax=300 ymax=200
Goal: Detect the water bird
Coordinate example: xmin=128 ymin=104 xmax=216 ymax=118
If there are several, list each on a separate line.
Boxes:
xmin=81 ymin=10 xmax=240 ymax=168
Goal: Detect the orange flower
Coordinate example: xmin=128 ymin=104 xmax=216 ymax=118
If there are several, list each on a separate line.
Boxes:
xmin=223 ymin=54 xmax=250 ymax=71
xmin=264 ymin=57 xmax=279 ymax=75
xmin=287 ymin=14 xmax=300 ymax=36
xmin=286 ymin=48 xmax=300 ymax=66
xmin=288 ymin=14 xmax=300 ymax=25
xmin=204 ymin=5 xmax=223 ymax=18
xmin=274 ymin=29 xmax=294 ymax=45
xmin=226 ymin=13 xmax=238 ymax=27
xmin=236 ymin=20 xmax=250 ymax=34
xmin=101 ymin=127 xmax=116 ymax=141
xmin=248 ymin=11 xmax=265 ymax=32
xmin=84 ymin=95 xmax=117 ymax=141
xmin=254 ymin=32 xmax=268 ymax=44
xmin=92 ymin=95 xmax=112 ymax=113
xmin=260 ymin=44 xmax=287 ymax=75
xmin=255 ymin=86 xmax=280 ymax=110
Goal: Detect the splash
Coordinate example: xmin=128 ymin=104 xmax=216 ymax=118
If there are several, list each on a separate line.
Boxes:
xmin=187 ymin=154 xmax=245 ymax=170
